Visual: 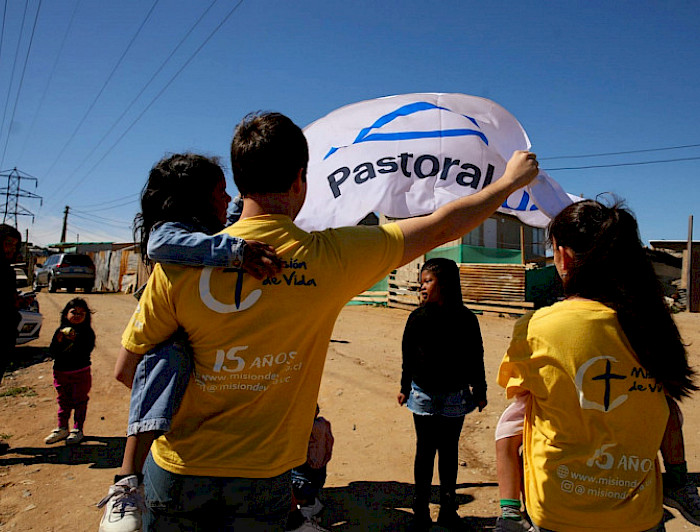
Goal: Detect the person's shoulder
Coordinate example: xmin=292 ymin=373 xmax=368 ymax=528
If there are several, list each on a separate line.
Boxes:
xmin=409 ymin=305 xmax=431 ymax=320
xmin=316 ymin=223 xmax=402 ymax=243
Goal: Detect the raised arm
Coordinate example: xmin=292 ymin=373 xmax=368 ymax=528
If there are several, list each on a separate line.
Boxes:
xmin=147 ymin=222 xmax=281 ymax=279
xmin=396 ymin=150 xmax=539 ymax=266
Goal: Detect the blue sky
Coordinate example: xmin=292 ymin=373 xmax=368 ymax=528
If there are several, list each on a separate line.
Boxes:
xmin=0 ymin=0 xmax=698 ymax=246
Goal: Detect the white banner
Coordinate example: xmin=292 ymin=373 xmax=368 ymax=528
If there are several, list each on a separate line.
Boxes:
xmin=296 ymin=93 xmax=573 ymax=231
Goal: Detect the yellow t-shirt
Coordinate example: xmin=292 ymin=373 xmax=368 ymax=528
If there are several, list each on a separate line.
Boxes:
xmin=122 ymin=215 xmax=404 ymax=478
xmin=498 ymin=299 xmax=668 ymax=532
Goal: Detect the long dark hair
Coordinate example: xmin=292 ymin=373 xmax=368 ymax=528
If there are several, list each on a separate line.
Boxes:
xmin=60 ymin=298 xmax=93 ymax=330
xmin=548 ymin=199 xmax=696 ymax=399
xmin=420 ymin=258 xmax=463 ymax=307
xmin=134 ymin=153 xmax=226 ymax=261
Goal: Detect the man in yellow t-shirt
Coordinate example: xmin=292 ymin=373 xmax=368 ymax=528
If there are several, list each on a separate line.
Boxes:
xmin=116 ymin=112 xmax=540 ymax=530
xmin=498 ymin=299 xmax=669 ymax=532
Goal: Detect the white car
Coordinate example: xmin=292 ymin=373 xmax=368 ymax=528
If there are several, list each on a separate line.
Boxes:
xmin=17 ymin=310 xmax=43 ymax=345
xmin=15 ymin=293 xmax=43 ymax=345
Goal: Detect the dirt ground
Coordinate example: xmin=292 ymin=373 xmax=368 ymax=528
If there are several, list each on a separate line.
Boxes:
xmin=1 ymin=292 xmax=699 ymax=531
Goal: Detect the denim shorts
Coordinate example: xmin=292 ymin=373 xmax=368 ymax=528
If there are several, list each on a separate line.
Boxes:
xmin=406 ymin=381 xmax=476 ymax=417
xmin=127 ymin=338 xmax=192 ymax=436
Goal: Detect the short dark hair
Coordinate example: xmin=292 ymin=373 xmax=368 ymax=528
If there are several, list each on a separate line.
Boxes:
xmin=230 ymin=112 xmax=308 ymax=195
xmin=0 ymin=224 xmax=21 ymax=262
xmin=0 ymin=223 xmax=21 ymax=245
xmin=134 ymin=153 xmax=226 ymax=260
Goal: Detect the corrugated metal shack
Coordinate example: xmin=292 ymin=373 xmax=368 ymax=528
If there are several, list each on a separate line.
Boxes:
xmin=43 ymin=242 xmax=149 ymax=293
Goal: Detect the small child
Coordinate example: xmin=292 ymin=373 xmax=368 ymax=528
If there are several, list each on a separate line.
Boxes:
xmin=44 ymin=298 xmax=95 ymax=446
xmin=292 ymin=405 xmax=334 ymax=520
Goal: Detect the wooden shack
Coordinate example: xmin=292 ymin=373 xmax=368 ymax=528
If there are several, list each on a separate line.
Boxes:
xmin=380 ymin=213 xmax=560 ymax=315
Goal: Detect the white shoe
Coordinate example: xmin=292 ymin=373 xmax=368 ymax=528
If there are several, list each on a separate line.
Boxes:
xmin=97 ymin=475 xmax=145 ymax=532
xmin=44 ymin=428 xmax=69 ymax=444
xmin=289 ymin=517 xmax=329 ymax=531
xmin=299 ymin=497 xmax=324 ymax=518
xmin=65 ymin=429 xmax=83 ymax=445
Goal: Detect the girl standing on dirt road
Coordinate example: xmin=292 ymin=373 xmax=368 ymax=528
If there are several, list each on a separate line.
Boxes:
xmin=44 ymin=297 xmax=95 ymax=447
xmin=398 ymin=257 xmax=487 ymax=531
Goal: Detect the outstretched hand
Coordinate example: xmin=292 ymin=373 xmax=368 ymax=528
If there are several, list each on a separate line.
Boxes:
xmin=503 ymin=150 xmax=539 ymax=190
xmin=242 ymin=240 xmax=283 ymax=280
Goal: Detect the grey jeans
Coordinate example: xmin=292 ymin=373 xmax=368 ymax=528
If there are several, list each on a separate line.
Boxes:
xmin=143 ymin=454 xmax=291 ymax=531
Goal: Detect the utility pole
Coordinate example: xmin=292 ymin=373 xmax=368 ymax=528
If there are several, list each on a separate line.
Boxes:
xmin=0 ymin=167 xmax=42 ymax=227
xmin=60 ymin=205 xmax=69 ymax=243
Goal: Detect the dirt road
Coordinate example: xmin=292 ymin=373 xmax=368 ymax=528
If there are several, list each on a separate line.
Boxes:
xmin=1 ymin=292 xmax=698 ymax=531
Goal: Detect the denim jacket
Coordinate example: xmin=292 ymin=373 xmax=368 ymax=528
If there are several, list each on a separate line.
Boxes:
xmin=147 ymin=222 xmax=245 ymax=269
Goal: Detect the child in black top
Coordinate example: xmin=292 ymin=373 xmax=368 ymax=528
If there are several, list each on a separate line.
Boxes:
xmin=45 ymin=298 xmax=95 ymax=446
xmin=398 ymin=258 xmax=486 ymax=530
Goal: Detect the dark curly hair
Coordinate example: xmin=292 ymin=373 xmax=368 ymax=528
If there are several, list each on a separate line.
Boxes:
xmin=549 ymin=198 xmax=696 ymax=400
xmin=134 ymin=153 xmax=226 ymax=261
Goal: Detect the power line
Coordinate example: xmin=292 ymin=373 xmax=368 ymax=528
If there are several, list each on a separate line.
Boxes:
xmin=16 ymin=0 xmax=81 ymax=161
xmin=0 ymin=0 xmax=29 ymax=155
xmin=42 ymin=0 xmax=160 ymax=187
xmin=541 ymin=142 xmax=700 ymax=161
xmin=74 ymin=192 xmax=138 ymax=210
xmin=46 ymin=0 xmax=218 ymax=203
xmin=546 ymin=155 xmax=700 ymax=171
xmin=71 ymin=209 xmax=131 ymax=228
xmin=52 ymin=0 xmax=246 ymax=206
xmin=0 ymin=0 xmax=42 ymax=168
xmin=0 ymin=0 xmax=8 ymax=64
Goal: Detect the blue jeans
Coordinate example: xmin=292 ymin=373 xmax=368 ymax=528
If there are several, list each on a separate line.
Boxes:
xmin=143 ymin=454 xmax=291 ymax=531
xmin=127 ymin=338 xmax=191 ymax=436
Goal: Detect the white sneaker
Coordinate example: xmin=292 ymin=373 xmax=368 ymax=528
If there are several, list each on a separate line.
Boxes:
xmin=65 ymin=429 xmax=83 ymax=445
xmin=299 ymin=497 xmax=324 ymax=518
xmin=289 ymin=517 xmax=329 ymax=532
xmin=44 ymin=428 xmax=69 ymax=444
xmin=97 ymin=475 xmax=145 ymax=532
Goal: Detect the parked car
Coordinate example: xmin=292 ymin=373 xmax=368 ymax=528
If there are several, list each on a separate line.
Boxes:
xmin=16 ymin=292 xmax=42 ymax=345
xmin=33 ymin=253 xmax=96 ymax=293
xmin=13 ymin=265 xmax=28 ymax=288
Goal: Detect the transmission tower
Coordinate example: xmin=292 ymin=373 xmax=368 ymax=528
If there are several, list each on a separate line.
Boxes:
xmin=0 ymin=167 xmax=43 ymax=227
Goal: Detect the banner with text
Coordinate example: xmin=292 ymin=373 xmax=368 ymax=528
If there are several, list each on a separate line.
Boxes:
xmin=295 ymin=93 xmax=573 ymax=231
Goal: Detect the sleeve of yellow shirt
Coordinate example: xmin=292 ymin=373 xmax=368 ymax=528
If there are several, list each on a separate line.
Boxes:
xmin=497 ymin=311 xmax=549 ymax=400
xmin=121 ymin=264 xmax=179 ymax=354
xmin=326 ymin=223 xmax=404 ymax=300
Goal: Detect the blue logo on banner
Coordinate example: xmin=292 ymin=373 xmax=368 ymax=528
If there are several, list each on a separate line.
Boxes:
xmin=324 ymin=102 xmax=489 ymax=160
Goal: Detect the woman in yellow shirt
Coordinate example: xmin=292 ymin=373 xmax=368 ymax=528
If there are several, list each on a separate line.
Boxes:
xmin=497 ymin=199 xmax=696 ymax=532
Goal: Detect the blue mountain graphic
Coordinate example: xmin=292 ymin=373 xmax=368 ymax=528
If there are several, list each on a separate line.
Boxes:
xmin=324 ymin=101 xmax=489 ymax=160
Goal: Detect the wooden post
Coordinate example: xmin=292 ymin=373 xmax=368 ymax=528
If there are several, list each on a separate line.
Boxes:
xmin=520 ymin=225 xmax=525 ymax=265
